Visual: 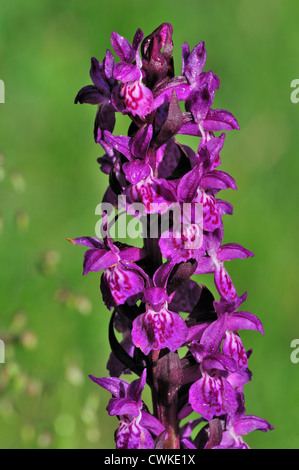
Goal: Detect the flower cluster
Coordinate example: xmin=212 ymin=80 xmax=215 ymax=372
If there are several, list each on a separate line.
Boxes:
xmin=70 ymin=23 xmax=273 ymax=449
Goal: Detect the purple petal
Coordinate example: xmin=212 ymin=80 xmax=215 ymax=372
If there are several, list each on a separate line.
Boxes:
xmin=215 ymin=430 xmax=242 ymax=449
xmin=186 ymin=324 xmax=211 ymax=343
xmin=188 ymin=341 xmax=206 ymax=362
xmin=199 ymin=314 xmax=227 ymax=354
xmin=94 ymin=102 xmax=116 ymax=139
xmin=143 ymin=286 xmax=169 ymax=308
xmin=140 ymin=411 xmax=165 ymax=436
xmin=83 ymin=249 xmax=119 ymax=274
xmin=206 ymin=224 xmax=224 ymax=253
xmin=177 ymin=121 xmax=203 ymax=137
xmin=132 ymin=306 xmax=188 ymax=355
xmin=130 ymin=124 xmax=153 ymax=160
xmin=159 ymin=224 xmax=204 ymax=264
xmin=107 ymin=397 xmax=140 ymax=417
xmin=118 ymin=246 xmax=146 ymax=263
xmin=103 ymin=49 xmax=115 ymax=81
xmin=103 ymin=130 xmax=132 ymax=160
xmin=157 ymin=139 xmax=182 ymax=178
xmin=227 ymin=369 xmax=252 ymax=389
xmin=123 ymin=160 xmax=151 ymax=185
xmin=202 ymin=353 xmax=237 ymax=372
xmin=116 ymin=419 xmax=155 ymax=449
xmin=217 ymin=243 xmax=254 ymax=261
xmin=213 ymin=293 xmax=248 ymax=317
xmin=189 ymin=374 xmax=238 ymax=421
xmin=200 ymin=191 xmax=222 ymax=232
xmin=203 ymin=109 xmax=240 ymax=132
xmin=199 ymin=133 xmax=225 ymax=167
xmin=188 ymin=71 xmax=217 ymax=122
xmin=181 ymin=42 xmax=190 ymax=75
xmin=233 ymin=415 xmax=274 ymax=436
xmin=152 ymin=80 xmax=192 ymax=111
xmin=200 ymin=170 xmax=237 ymax=191
xmin=100 ymin=273 xmax=116 ymax=310
xmin=125 ymin=173 xmax=177 ymax=214
xmin=184 ymin=41 xmax=207 ymax=86
xmin=113 ymin=80 xmax=153 ymax=117
xmin=177 ymin=164 xmax=202 ymax=202
xmin=74 ymin=85 xmax=107 ymax=105
xmin=67 ymin=236 xmax=105 ymax=249
xmin=113 ymin=62 xmax=141 ymax=82
xmin=104 ymin=264 xmax=145 ymax=305
xmin=152 ymin=260 xmax=175 ymax=289
xmin=90 ymin=57 xmax=111 ymax=95
xmin=216 ymin=199 xmax=234 ymax=216
xmin=227 ymin=311 xmax=264 ymax=334
xmin=194 ymin=256 xmax=214 ymax=274
xmin=127 ymin=369 xmax=146 ymax=403
xmin=181 ymin=439 xmax=197 ymax=449
xmin=89 ymin=375 xmax=129 ymax=398
xmin=222 ymin=331 xmax=248 ymax=371
xmin=132 ymin=28 xmax=144 ymax=55
xmin=214 ymin=264 xmax=238 ymax=302
xmin=111 ymin=31 xmax=135 ymax=63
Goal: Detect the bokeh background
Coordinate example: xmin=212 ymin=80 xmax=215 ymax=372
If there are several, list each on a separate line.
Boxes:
xmin=0 ymin=0 xmax=298 ymax=449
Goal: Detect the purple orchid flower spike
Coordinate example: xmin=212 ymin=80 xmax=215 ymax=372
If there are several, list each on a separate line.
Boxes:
xmin=71 ymin=23 xmax=273 ymax=449
xmin=90 ymin=369 xmax=165 ymax=449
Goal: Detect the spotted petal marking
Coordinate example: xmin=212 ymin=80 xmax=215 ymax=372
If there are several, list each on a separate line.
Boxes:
xmin=189 ymin=372 xmax=238 ymax=421
xmin=126 ymin=173 xmax=175 ymax=214
xmin=222 ymin=330 xmax=248 ymax=371
xmin=116 ymin=416 xmax=154 ymax=449
xmin=132 ymin=304 xmax=188 ymax=355
xmin=200 ymin=190 xmax=221 ymax=232
xmin=119 ymin=80 xmax=153 ymax=116
xmin=159 ymin=223 xmax=204 ymax=264
xmin=214 ymin=264 xmax=237 ymax=302
xmin=104 ymin=264 xmax=144 ymax=305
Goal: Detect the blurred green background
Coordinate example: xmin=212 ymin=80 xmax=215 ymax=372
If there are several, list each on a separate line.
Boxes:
xmin=0 ymin=0 xmax=298 ymax=449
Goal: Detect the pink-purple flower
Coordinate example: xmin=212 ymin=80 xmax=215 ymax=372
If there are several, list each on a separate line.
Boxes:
xmin=70 ymin=23 xmax=273 ymax=449
xmin=90 ymin=370 xmax=164 ymax=449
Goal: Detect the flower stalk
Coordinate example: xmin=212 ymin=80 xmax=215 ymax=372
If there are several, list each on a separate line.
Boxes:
xmin=69 ymin=23 xmax=273 ymax=449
